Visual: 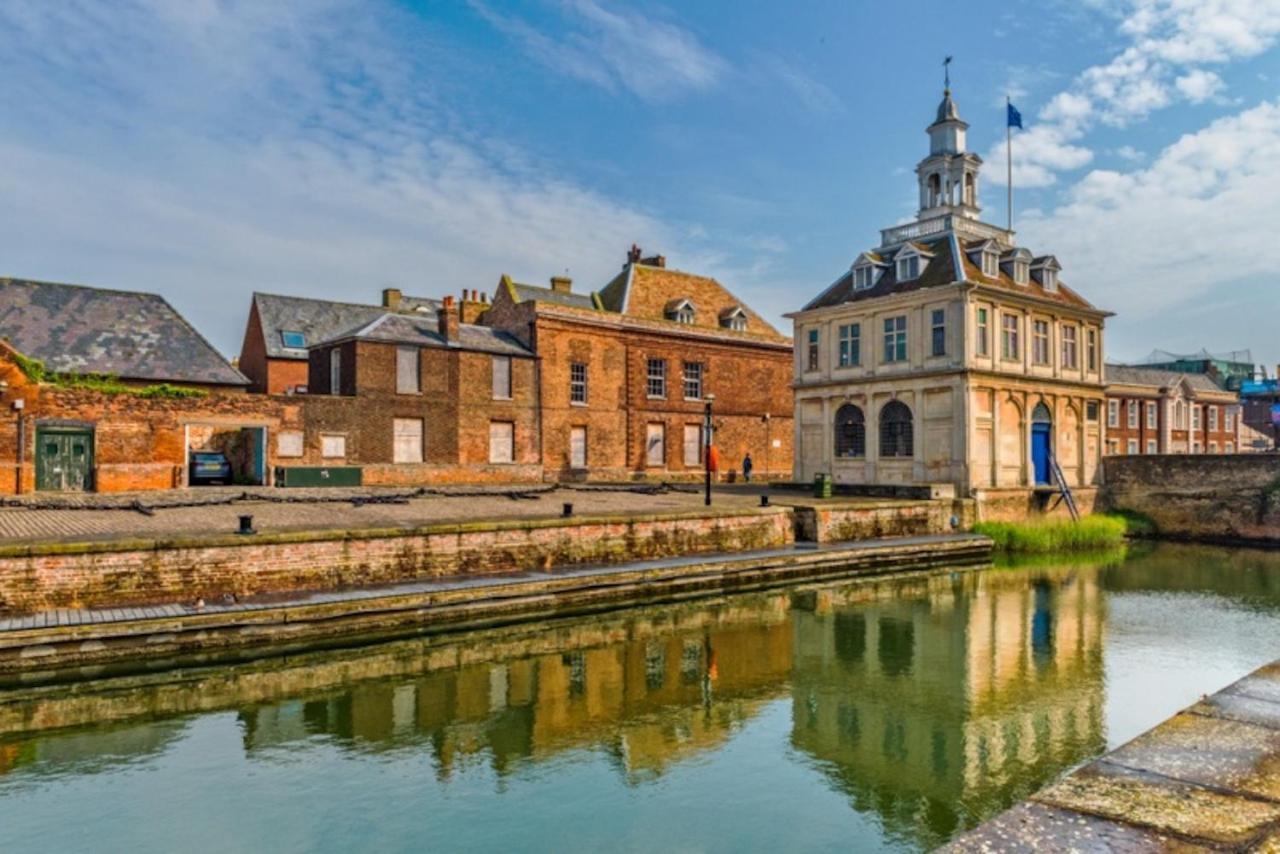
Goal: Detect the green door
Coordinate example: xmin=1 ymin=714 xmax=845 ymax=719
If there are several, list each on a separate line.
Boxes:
xmin=36 ymin=430 xmax=94 ymax=492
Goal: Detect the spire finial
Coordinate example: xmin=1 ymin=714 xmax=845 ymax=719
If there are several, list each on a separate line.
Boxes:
xmin=943 ymin=55 xmax=953 ymax=92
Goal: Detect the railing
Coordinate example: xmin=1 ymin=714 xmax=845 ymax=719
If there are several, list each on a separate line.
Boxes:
xmin=1048 ymin=452 xmax=1080 ymax=521
xmin=879 ymin=214 xmax=1014 ymax=249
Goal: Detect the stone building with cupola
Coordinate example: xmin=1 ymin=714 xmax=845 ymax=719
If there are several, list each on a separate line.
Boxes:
xmin=788 ymin=88 xmax=1111 ymax=514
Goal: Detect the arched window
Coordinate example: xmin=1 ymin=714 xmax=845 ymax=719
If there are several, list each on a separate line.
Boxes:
xmin=879 ymin=401 xmax=914 ymax=458
xmin=834 ymin=404 xmax=865 ymax=458
xmin=928 ymin=173 xmax=941 ymax=207
xmin=1032 ymin=402 xmax=1052 ymax=424
xmin=964 ymin=173 xmax=975 ymax=206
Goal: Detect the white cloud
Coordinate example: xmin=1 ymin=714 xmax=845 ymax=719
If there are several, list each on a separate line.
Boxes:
xmin=1175 ymin=68 xmax=1225 ymax=102
xmin=470 ymin=0 xmax=725 ymax=101
xmin=1112 ymin=144 xmax=1146 ymax=161
xmin=764 ymin=58 xmax=843 ymax=114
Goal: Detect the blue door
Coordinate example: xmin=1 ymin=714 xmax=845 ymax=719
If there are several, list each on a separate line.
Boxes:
xmin=1031 ymin=423 xmax=1051 ymax=485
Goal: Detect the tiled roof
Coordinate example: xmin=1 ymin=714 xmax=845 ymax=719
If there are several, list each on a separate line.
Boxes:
xmin=253 ymin=292 xmax=440 ymax=360
xmin=1106 ymin=364 xmax=1231 ymax=394
xmin=0 ymin=277 xmax=246 ymax=386
xmin=601 ymin=264 xmax=788 ymax=342
xmin=504 ymin=277 xmax=597 ymax=310
xmin=317 ymin=312 xmax=532 ymax=357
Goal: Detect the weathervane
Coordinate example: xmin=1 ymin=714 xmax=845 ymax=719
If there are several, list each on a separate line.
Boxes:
xmin=943 ymin=55 xmax=953 ymax=91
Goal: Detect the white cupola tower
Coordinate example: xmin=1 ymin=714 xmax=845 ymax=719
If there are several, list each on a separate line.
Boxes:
xmin=915 ymin=88 xmax=983 ymax=220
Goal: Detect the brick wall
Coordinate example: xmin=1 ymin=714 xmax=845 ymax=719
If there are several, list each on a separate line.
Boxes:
xmin=1103 ymin=454 xmax=1280 ymax=543
xmin=792 ymin=498 xmax=976 ymax=542
xmin=0 ymin=508 xmax=794 ymax=611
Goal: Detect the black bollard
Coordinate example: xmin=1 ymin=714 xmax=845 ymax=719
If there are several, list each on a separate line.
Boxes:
xmin=760 ymin=494 xmax=770 ymax=507
xmin=237 ymin=514 xmax=257 ymax=535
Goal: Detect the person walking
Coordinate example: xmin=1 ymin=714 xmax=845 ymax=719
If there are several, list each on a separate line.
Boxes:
xmin=742 ymin=452 xmax=754 ymax=483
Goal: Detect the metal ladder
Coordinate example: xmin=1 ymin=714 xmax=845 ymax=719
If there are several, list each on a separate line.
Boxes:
xmin=1048 ymin=452 xmax=1080 ymax=521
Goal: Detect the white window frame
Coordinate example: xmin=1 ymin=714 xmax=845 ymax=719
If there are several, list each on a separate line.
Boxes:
xmin=1146 ymin=401 xmax=1157 ymax=429
xmin=1032 ymin=320 xmax=1050 ymax=366
xmin=896 ymin=254 xmax=920 ymax=281
xmin=976 ymin=307 xmax=989 ymax=357
xmin=1127 ymin=400 xmax=1139 ymax=429
xmin=647 ymin=358 xmax=667 ymax=398
xmin=1107 ymin=400 xmax=1119 ymax=428
xmin=981 ymin=251 xmax=998 ymax=277
xmin=882 ymin=315 xmax=907 ymax=363
xmin=1001 ymin=314 xmax=1020 ymax=361
xmin=1208 ymin=406 xmax=1218 ymax=431
xmin=393 ymin=418 xmax=424 ymax=464
xmin=1127 ymin=439 xmax=1139 ymax=455
xmin=569 ymin=362 xmax=588 ymax=405
xmin=1146 ymin=439 xmax=1157 ymax=455
xmin=1061 ymin=325 xmax=1078 ymax=370
xmin=683 ymin=362 xmax=704 ymax=400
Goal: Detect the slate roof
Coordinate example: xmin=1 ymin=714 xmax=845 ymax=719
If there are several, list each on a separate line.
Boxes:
xmin=802 ymin=234 xmax=1099 ymax=313
xmin=0 ymin=277 xmax=247 ymax=386
xmin=502 ymin=277 xmax=598 ymax=310
xmin=1106 ymin=364 xmax=1232 ymax=395
xmin=252 ymin=292 xmax=440 ymax=360
xmin=317 ymin=312 xmax=532 ymax=357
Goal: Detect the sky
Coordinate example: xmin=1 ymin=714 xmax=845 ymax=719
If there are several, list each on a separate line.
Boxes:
xmin=1 ymin=0 xmax=1278 ymax=369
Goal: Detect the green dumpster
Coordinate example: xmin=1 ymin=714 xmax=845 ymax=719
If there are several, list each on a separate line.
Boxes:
xmin=274 ymin=466 xmax=363 ymax=488
xmin=813 ymin=473 xmax=833 ymax=499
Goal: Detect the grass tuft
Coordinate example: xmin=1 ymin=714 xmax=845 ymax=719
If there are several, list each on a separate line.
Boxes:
xmin=974 ymin=515 xmax=1129 ymax=553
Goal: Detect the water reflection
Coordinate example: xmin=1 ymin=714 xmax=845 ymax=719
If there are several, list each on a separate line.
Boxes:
xmin=2 ymin=543 xmax=1280 ymax=851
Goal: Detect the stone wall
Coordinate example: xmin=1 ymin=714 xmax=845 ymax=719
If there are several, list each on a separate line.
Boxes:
xmin=0 ymin=507 xmax=794 ymax=612
xmin=1102 ymin=454 xmax=1280 ymax=543
xmin=974 ymin=487 xmax=1102 ymax=522
xmin=792 ymin=498 xmax=977 ymax=543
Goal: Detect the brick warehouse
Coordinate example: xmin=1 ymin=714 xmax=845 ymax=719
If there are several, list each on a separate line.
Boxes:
xmin=483 ymin=248 xmax=794 ymax=481
xmin=1103 ymin=364 xmax=1241 ymax=456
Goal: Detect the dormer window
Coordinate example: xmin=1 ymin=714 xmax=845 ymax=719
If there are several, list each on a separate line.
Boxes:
xmin=665 ymin=298 xmax=696 ymax=325
xmin=966 ymin=240 xmax=1000 ymax=278
xmin=1013 ymin=260 xmax=1029 ymax=284
xmin=851 ymin=253 xmax=885 ymax=291
xmin=1042 ymin=269 xmax=1057 ymax=290
xmin=719 ymin=306 xmax=748 ymax=332
xmin=280 ymin=330 xmax=306 ymax=349
xmin=897 ymin=255 xmax=920 ymax=281
xmin=981 ymin=250 xmax=998 ymax=277
xmin=1002 ymin=248 xmax=1033 ymax=286
xmin=1032 ymin=256 xmax=1062 ymax=292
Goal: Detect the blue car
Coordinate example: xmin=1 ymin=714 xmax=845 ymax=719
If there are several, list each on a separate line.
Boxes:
xmin=189 ymin=451 xmax=233 ymax=486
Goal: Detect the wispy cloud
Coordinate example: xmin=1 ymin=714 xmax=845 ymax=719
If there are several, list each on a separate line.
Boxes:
xmin=470 ymin=0 xmax=725 ymax=101
xmin=762 ymin=57 xmax=843 ymax=114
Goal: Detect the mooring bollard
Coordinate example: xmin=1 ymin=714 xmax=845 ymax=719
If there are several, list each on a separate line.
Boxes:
xmin=563 ymin=502 xmax=574 ymax=517
xmin=237 ymin=514 xmax=257 ymax=535
xmin=760 ymin=494 xmax=770 ymax=507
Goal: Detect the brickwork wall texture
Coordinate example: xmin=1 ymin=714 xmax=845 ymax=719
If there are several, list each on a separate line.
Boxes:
xmin=792 ymin=498 xmax=976 ymax=542
xmin=0 ymin=508 xmax=794 ymax=611
xmin=1104 ymin=394 xmax=1240 ymax=455
xmin=973 ymin=487 xmax=1102 ymax=522
xmin=1102 ymin=454 xmax=1280 ymax=543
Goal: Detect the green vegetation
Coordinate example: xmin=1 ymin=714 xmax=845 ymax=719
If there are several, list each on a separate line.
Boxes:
xmin=11 ymin=354 xmax=206 ymax=399
xmin=975 ymin=515 xmax=1130 ymax=553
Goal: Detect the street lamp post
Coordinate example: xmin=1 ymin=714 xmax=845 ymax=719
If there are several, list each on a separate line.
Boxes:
xmin=704 ymin=393 xmax=716 ymax=506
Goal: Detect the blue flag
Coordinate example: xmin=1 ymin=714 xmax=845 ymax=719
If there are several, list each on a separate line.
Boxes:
xmin=1007 ymin=102 xmax=1023 ymax=129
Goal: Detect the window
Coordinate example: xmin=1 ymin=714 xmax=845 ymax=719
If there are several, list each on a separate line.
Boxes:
xmin=854 ymin=265 xmax=876 ymax=290
xmin=396 ymin=346 xmax=420 ymax=394
xmin=489 ymin=421 xmax=514 ymax=463
xmin=1146 ymin=439 xmax=1157 ymax=455
xmin=1106 ymin=439 xmax=1118 ymax=455
xmin=321 ymin=434 xmax=346 ymax=459
xmin=645 ymin=423 xmax=665 ymax=467
xmin=683 ymin=424 xmax=702 ymax=467
xmin=728 ymin=315 xmax=746 ymax=331
xmin=1012 ymin=260 xmax=1030 ymax=285
xmin=277 ymin=431 xmax=304 ymax=458
xmin=1226 ymin=442 xmax=1235 ymax=453
xmin=280 ymin=330 xmax=306 ymax=349
xmin=1209 ymin=441 xmax=1219 ymax=454
xmin=570 ymin=426 xmax=587 ymax=468
xmin=879 ymin=401 xmax=913 ymax=458
xmin=492 ymin=356 xmax=512 ymax=399
xmin=834 ymin=404 xmax=865 ymax=458
xmin=981 ymin=251 xmax=998 ymax=277
xmin=976 ymin=307 xmax=990 ymax=357
xmin=1127 ymin=439 xmax=1138 ymax=454
xmin=1226 ymin=408 xmax=1235 ymax=431
xmin=1032 ymin=320 xmax=1050 ymax=365
xmin=721 ymin=309 xmax=747 ymax=332
xmin=1208 ymin=406 xmax=1219 ymax=431
xmin=671 ymin=304 xmax=695 ymax=324
xmin=838 ymin=323 xmax=861 ymax=367
xmin=1087 ymin=329 xmax=1098 ymax=372
xmin=569 ymin=362 xmax=588 ymax=404
xmin=896 ymin=254 xmax=920 ymax=281
xmin=1087 ymin=401 xmax=1099 ymax=422
xmin=1107 ymin=400 xmax=1119 ymax=428
xmin=806 ymin=330 xmax=820 ymax=372
xmin=1146 ymin=401 xmax=1157 ymax=429
xmin=1128 ymin=400 xmax=1139 ymax=429
xmin=683 ymin=362 xmax=704 ymax=400
xmin=647 ymin=358 xmax=667 ymax=397
xmin=1001 ymin=315 xmax=1020 ymax=361
xmin=329 ymin=349 xmax=342 ymax=394
xmin=1175 ymin=400 xmax=1187 ymax=429
xmin=1192 ymin=406 xmax=1201 ymax=430
xmin=1061 ymin=326 xmax=1078 ymax=369
xmin=883 ymin=316 xmax=907 ymax=363
xmin=1192 ymin=440 xmax=1202 ymax=454
xmin=393 ymin=418 xmax=424 ymax=463
xmin=1042 ymin=269 xmax=1057 ymax=291
xmin=930 ymin=309 xmax=946 ymax=357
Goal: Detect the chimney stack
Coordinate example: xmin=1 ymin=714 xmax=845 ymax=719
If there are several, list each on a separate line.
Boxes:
xmin=639 ymin=254 xmax=666 ymax=268
xmin=382 ymin=288 xmax=402 ymax=310
xmin=627 ymin=244 xmax=643 ymax=265
xmin=550 ymin=275 xmax=572 ymax=294
xmin=439 ymin=295 xmax=459 ymax=342
xmin=459 ymin=289 xmax=488 ymax=324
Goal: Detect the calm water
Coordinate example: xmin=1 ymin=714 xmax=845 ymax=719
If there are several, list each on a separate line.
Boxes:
xmin=2 ymin=543 xmax=1280 ymax=852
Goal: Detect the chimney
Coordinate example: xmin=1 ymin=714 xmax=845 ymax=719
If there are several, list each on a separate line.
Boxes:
xmin=382 ymin=288 xmax=402 ymax=310
xmin=640 ymin=254 xmax=666 ymax=268
xmin=438 ymin=295 xmax=459 ymax=342
xmin=550 ymin=275 xmax=572 ymax=294
xmin=459 ymin=289 xmax=488 ymax=324
xmin=627 ymin=244 xmax=643 ymax=265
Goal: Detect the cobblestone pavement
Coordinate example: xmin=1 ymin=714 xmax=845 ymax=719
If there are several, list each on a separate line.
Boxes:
xmin=0 ymin=485 xmax=771 ymax=545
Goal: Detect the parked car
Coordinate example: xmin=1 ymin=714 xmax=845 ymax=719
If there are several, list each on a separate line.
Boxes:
xmin=189 ymin=451 xmax=233 ymax=486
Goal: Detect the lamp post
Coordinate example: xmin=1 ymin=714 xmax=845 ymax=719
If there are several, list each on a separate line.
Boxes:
xmin=762 ymin=412 xmax=771 ymax=483
xmin=704 ymin=393 xmax=716 ymax=506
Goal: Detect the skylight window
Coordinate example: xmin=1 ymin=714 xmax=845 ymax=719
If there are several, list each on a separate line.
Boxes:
xmin=280 ymin=330 xmax=306 ymax=349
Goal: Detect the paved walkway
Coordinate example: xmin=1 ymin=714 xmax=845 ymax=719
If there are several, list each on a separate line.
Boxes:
xmin=0 ymin=534 xmax=984 ymax=635
xmin=946 ymin=659 xmax=1280 ymax=851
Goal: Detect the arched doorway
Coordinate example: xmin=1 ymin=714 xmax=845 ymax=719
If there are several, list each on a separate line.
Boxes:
xmin=1031 ymin=402 xmax=1052 ymax=485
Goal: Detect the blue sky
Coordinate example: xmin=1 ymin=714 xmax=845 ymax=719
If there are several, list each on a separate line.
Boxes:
xmin=1 ymin=1 xmax=1278 ymax=368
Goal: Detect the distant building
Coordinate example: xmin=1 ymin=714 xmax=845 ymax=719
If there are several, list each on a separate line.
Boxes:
xmin=1240 ymin=375 xmax=1280 ymax=450
xmin=1130 ymin=348 xmax=1256 ymax=392
xmin=1103 ymin=364 xmax=1240 ymax=455
xmin=788 ymin=88 xmax=1109 ymax=507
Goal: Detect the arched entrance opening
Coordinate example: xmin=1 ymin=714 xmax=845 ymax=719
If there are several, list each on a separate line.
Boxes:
xmin=1031 ymin=402 xmax=1052 ymax=485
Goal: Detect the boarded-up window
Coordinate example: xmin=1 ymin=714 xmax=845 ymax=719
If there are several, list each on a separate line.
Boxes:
xmin=276 ymin=431 xmax=304 ymax=458
xmin=683 ymin=424 xmax=702 ymax=467
xmin=396 ymin=347 xmax=420 ymax=394
xmin=321 ymin=434 xmax=346 ymax=458
xmin=489 ymin=421 xmax=514 ymax=463
xmin=646 ymin=423 xmax=665 ymax=467
xmin=492 ymin=356 xmax=512 ymax=399
xmin=393 ymin=418 xmax=423 ymax=463
xmin=570 ymin=426 xmax=587 ymax=468
xmin=329 ymin=349 xmax=342 ymax=395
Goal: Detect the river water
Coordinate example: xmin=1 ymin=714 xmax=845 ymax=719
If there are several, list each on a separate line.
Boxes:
xmin=1 ymin=542 xmax=1279 ymax=852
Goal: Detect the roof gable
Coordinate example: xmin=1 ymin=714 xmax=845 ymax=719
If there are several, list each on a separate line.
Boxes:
xmin=0 ymin=278 xmax=246 ymax=386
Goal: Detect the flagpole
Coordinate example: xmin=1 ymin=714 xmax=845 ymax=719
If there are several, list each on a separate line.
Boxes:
xmin=1006 ymin=95 xmax=1013 ymax=233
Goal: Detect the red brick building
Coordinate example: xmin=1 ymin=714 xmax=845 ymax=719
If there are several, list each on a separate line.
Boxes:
xmin=1104 ymin=364 xmax=1240 ymax=456
xmin=484 ymin=249 xmax=794 ymax=481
